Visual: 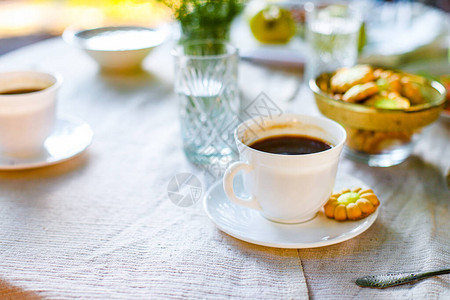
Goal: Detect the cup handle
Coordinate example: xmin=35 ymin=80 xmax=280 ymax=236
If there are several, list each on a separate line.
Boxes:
xmin=223 ymin=162 xmax=262 ymax=211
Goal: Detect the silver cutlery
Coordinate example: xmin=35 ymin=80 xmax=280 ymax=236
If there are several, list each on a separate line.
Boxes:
xmin=356 ymin=268 xmax=450 ymax=288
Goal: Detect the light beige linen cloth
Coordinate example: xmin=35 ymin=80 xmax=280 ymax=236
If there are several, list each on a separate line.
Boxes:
xmin=0 ymin=38 xmax=449 ymax=299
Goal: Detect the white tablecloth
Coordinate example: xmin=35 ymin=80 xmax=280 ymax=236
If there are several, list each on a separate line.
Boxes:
xmin=0 ymin=38 xmax=448 ymax=299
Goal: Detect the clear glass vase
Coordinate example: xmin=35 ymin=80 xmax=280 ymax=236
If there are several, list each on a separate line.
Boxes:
xmin=173 ymin=41 xmax=240 ymax=165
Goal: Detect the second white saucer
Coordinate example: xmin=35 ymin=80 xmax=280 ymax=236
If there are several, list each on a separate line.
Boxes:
xmin=0 ymin=115 xmax=93 ymax=170
xmin=203 ymin=173 xmax=378 ymax=249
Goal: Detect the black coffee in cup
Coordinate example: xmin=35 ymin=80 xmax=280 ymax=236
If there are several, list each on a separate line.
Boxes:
xmin=248 ymin=134 xmax=332 ymax=155
xmin=0 ymin=88 xmax=45 ymax=95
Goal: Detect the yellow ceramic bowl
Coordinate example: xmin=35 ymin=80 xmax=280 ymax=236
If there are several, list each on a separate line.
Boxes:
xmin=310 ymin=71 xmax=446 ymax=167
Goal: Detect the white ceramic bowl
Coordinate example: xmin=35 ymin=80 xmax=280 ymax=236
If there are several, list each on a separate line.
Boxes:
xmin=63 ymin=26 xmax=168 ymax=72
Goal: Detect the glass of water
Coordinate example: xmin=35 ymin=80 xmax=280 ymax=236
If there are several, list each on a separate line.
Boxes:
xmin=173 ymin=41 xmax=240 ymax=165
xmin=305 ymin=3 xmax=362 ymax=81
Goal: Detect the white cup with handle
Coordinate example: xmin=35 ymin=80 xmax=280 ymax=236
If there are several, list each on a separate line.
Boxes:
xmin=223 ymin=114 xmax=346 ymax=224
xmin=0 ymin=71 xmax=62 ymax=157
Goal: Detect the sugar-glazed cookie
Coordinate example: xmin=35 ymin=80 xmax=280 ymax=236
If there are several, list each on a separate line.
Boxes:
xmin=342 ymin=82 xmax=379 ymax=103
xmin=324 ymin=188 xmax=380 ymax=221
xmin=330 ymin=65 xmax=375 ymax=94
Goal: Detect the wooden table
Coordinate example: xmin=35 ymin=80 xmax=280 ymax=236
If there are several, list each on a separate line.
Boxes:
xmin=0 ymin=38 xmax=448 ymax=299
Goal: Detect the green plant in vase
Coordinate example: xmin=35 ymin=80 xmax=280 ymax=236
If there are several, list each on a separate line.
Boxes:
xmin=161 ymin=0 xmax=245 ymax=42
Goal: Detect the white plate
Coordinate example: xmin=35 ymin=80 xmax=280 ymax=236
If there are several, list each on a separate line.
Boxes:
xmin=0 ymin=116 xmax=93 ymax=170
xmin=203 ymin=173 xmax=378 ymax=249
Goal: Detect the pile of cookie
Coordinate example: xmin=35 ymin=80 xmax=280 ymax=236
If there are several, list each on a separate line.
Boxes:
xmin=319 ymin=64 xmax=425 ymax=109
xmin=317 ymin=65 xmax=428 ymax=155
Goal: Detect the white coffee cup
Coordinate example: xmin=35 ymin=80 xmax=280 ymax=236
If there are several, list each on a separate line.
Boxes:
xmin=223 ymin=114 xmax=346 ymax=224
xmin=0 ymin=71 xmax=62 ymax=157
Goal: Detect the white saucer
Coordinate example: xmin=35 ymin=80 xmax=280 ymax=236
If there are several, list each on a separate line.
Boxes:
xmin=203 ymin=173 xmax=379 ymax=249
xmin=0 ymin=116 xmax=93 ymax=170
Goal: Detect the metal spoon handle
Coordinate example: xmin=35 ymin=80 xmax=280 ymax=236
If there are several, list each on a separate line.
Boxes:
xmin=356 ymin=268 xmax=450 ymax=288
